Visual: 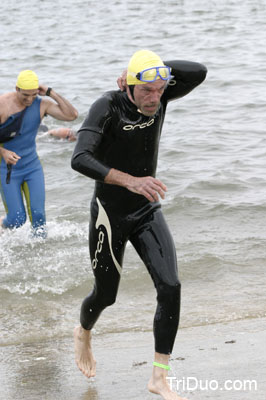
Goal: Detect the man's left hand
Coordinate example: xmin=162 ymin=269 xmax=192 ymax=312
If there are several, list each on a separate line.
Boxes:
xmin=38 ymin=84 xmax=49 ymax=96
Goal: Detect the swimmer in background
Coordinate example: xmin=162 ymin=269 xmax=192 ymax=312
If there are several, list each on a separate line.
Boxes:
xmin=48 ymin=127 xmax=77 ymax=141
xmin=38 ymin=124 xmax=77 ymax=142
xmin=0 ymin=70 xmax=78 ymax=236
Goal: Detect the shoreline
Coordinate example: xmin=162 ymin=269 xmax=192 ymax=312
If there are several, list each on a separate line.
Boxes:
xmin=0 ymin=317 xmax=265 ymax=399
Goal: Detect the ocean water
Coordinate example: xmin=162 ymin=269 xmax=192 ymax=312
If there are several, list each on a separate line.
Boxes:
xmin=1 ymin=0 xmax=266 ymax=348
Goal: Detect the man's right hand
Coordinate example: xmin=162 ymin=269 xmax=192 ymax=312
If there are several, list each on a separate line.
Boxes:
xmin=105 ymin=168 xmax=167 ymax=202
xmin=126 ymin=175 xmax=167 ymax=202
xmin=0 ymin=148 xmax=21 ymax=165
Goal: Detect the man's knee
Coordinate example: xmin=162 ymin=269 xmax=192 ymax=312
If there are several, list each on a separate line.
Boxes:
xmin=157 ymin=280 xmax=181 ymax=304
xmin=89 ymin=286 xmax=118 ymax=309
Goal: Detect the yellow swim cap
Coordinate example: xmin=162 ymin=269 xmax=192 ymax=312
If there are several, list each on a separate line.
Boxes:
xmin=127 ymin=50 xmax=165 ymax=85
xmin=16 ymin=70 xmax=39 ymax=90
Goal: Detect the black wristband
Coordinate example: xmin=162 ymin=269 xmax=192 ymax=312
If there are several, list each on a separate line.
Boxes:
xmin=46 ymin=87 xmax=52 ymax=96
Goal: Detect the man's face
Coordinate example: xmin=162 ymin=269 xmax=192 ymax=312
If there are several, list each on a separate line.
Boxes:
xmin=132 ymin=79 xmax=166 ymax=116
xmin=16 ymin=87 xmax=39 ymax=107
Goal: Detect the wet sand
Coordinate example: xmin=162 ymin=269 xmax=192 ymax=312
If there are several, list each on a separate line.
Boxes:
xmin=0 ymin=317 xmax=265 ymax=400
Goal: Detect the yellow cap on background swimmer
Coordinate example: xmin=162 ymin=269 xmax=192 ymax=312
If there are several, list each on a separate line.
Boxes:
xmin=16 ymin=70 xmax=39 ymax=90
xmin=127 ymin=49 xmax=165 ymax=85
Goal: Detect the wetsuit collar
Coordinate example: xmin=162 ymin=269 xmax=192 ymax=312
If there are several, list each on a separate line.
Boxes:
xmin=122 ymin=91 xmax=139 ymax=111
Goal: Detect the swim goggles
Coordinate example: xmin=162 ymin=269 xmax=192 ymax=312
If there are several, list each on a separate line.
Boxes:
xmin=133 ymin=66 xmax=173 ymax=83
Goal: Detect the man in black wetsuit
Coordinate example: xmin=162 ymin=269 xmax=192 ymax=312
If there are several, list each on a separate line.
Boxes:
xmin=72 ymin=49 xmax=207 ymax=400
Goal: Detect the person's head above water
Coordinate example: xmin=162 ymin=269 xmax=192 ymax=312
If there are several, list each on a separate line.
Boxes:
xmin=16 ymin=70 xmax=39 ymax=90
xmin=15 ymin=70 xmax=39 ymax=107
xmin=126 ymin=50 xmax=172 ymax=117
xmin=126 ymin=50 xmax=171 ymax=85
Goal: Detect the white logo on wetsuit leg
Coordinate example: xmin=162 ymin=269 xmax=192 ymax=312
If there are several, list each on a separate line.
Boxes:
xmin=93 ymin=198 xmax=122 ymax=275
xmin=92 ymin=230 xmax=105 ymax=269
xmin=123 ymin=118 xmax=155 ymax=131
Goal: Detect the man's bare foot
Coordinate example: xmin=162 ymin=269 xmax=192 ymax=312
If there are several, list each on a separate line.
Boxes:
xmin=148 ymin=354 xmax=188 ymax=400
xmin=74 ymin=325 xmax=96 ymax=378
xmin=148 ymin=376 xmax=187 ymax=399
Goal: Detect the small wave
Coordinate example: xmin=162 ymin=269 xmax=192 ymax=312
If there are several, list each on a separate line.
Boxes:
xmin=0 ymin=219 xmax=90 ymax=296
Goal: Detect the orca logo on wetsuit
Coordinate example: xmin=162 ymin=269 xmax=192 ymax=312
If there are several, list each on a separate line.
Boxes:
xmin=123 ymin=118 xmax=155 ymax=131
xmin=92 ymin=230 xmax=105 ymax=270
xmin=168 ymin=79 xmax=176 ymax=86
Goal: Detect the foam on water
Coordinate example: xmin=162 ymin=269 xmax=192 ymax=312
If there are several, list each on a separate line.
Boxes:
xmin=0 ymin=219 xmax=90 ymax=296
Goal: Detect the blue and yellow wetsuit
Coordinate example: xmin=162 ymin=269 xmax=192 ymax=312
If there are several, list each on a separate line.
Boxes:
xmin=0 ymin=97 xmax=46 ymax=235
xmin=72 ymin=60 xmax=207 ymax=354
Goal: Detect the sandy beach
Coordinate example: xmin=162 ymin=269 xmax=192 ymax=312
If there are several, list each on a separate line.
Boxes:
xmin=1 ymin=317 xmax=265 ymax=400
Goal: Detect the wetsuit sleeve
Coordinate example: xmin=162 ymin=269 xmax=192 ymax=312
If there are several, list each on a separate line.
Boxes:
xmin=163 ymin=60 xmax=207 ymax=101
xmin=71 ymin=95 xmax=112 ymax=181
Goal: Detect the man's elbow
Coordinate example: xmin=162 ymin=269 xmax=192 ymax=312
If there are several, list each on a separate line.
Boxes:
xmin=68 ymin=108 xmax=79 ymax=121
xmin=199 ymin=64 xmax=208 ymax=83
xmin=71 ymin=155 xmax=79 ymax=171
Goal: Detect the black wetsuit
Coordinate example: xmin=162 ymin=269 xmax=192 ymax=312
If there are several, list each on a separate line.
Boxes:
xmin=71 ymin=60 xmax=207 ymax=354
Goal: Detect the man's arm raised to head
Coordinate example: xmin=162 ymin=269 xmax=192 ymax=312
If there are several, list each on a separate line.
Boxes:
xmin=39 ymin=85 xmax=78 ymax=121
